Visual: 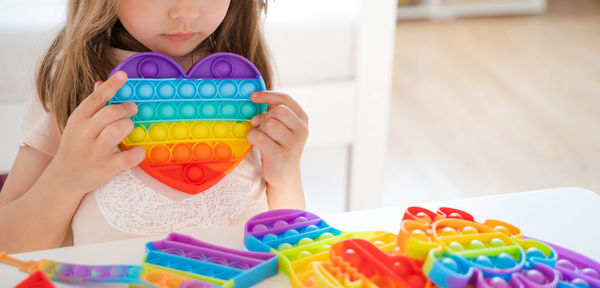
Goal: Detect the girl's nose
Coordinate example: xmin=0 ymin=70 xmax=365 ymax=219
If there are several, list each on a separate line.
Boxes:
xmin=168 ymin=1 xmax=200 ymax=22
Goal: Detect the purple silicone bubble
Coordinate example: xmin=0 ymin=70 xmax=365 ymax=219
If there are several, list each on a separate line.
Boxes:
xmin=138 ymin=59 xmax=160 ymax=78
xmin=211 ymin=58 xmax=233 ymax=78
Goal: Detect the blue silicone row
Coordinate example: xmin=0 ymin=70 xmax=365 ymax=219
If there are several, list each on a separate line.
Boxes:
xmin=111 ymin=79 xmax=263 ymax=101
xmin=144 ymin=241 xmax=278 ymax=288
xmin=128 ymin=100 xmax=264 ymax=123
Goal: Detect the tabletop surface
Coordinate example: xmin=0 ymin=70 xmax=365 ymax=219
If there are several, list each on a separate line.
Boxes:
xmin=2 ymin=187 xmax=599 ymax=287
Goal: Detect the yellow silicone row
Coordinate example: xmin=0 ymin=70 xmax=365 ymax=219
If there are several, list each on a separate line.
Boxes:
xmin=124 ymin=121 xmax=253 ymax=145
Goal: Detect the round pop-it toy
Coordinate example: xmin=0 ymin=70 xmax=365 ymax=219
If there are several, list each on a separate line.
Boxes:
xmin=107 ymin=52 xmax=267 ymax=194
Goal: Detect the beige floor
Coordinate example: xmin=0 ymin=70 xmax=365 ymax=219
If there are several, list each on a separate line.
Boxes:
xmin=383 ymin=0 xmax=600 ymax=206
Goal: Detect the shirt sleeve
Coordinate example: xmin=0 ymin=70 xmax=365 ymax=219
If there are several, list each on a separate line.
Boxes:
xmin=18 ymin=95 xmax=61 ymax=157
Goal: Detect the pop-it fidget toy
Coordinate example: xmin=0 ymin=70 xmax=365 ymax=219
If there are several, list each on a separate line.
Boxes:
xmin=0 ymin=233 xmax=278 ymax=288
xmin=107 ymin=52 xmax=267 ymax=194
xmin=244 ymin=208 xmax=600 ymax=288
xmin=398 ymin=207 xmax=600 ymax=288
xmin=243 ymin=209 xmax=430 ymax=288
xmin=142 ymin=233 xmax=278 ymax=288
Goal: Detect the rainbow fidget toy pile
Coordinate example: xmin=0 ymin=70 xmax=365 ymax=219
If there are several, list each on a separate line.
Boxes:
xmin=2 ymin=207 xmax=599 ymax=287
xmin=243 ymin=207 xmax=600 ymax=288
xmin=107 ymin=52 xmax=267 ymax=194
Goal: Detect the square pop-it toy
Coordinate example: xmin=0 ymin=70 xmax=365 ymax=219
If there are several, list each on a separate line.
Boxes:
xmin=142 ymin=233 xmax=278 ymax=288
xmin=244 ymin=207 xmax=600 ymax=288
xmin=107 ymin=52 xmax=267 ymax=194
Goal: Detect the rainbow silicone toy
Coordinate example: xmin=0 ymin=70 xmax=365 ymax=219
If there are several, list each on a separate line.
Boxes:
xmin=243 ymin=209 xmax=429 ymax=287
xmin=244 ymin=208 xmax=600 ymax=288
xmin=107 ymin=52 xmax=266 ymax=194
xmin=142 ymin=233 xmax=278 ymax=288
xmin=0 ymin=233 xmax=278 ymax=288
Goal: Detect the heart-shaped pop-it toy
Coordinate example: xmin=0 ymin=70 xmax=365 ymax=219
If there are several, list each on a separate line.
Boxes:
xmin=107 ymin=52 xmax=266 ymax=194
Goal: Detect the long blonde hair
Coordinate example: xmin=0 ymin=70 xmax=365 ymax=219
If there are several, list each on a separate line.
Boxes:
xmin=36 ymin=0 xmax=272 ymax=131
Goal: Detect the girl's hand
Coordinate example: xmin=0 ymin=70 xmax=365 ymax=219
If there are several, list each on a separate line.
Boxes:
xmin=247 ymin=91 xmax=309 ymax=209
xmin=49 ymin=71 xmax=145 ymax=194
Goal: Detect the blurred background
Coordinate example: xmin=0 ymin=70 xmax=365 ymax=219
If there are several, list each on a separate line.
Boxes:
xmin=0 ymin=0 xmax=598 ymax=214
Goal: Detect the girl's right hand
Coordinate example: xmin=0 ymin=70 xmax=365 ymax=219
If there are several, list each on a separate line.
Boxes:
xmin=49 ymin=71 xmax=145 ymax=194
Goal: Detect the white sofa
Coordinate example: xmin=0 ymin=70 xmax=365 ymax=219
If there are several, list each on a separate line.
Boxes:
xmin=0 ymin=0 xmax=397 ymax=212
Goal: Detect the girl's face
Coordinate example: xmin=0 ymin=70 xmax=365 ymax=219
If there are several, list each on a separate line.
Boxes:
xmin=117 ymin=0 xmax=230 ymax=58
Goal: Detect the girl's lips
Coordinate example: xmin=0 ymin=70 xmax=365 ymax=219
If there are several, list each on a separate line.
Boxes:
xmin=164 ymin=33 xmax=196 ymax=42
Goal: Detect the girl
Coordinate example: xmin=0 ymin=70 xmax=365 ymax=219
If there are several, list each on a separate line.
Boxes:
xmin=0 ymin=0 xmax=308 ymax=253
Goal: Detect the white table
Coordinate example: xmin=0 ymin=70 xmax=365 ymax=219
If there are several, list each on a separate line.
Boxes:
xmin=2 ymin=187 xmax=599 ymax=287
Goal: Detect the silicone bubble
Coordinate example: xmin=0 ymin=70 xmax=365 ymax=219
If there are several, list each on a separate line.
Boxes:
xmin=179 ymin=103 xmax=197 ymax=119
xmin=494 ymin=253 xmax=516 ymax=269
xmin=461 ymin=226 xmax=478 ymax=235
xmin=157 ymin=82 xmax=176 ymax=99
xmin=158 ymin=103 xmax=177 ymax=119
xmin=173 ymin=144 xmax=192 ymax=162
xmin=220 ymin=102 xmax=238 ymax=118
xmin=298 ymin=238 xmax=314 ymax=246
xmin=138 ymin=104 xmax=156 ymax=121
xmin=525 ymin=269 xmax=547 ymax=284
xmin=193 ymin=143 xmax=213 ymax=161
xmin=191 ymin=122 xmax=210 ymax=139
xmin=178 ymin=82 xmax=196 ymax=98
xmin=441 ymin=258 xmax=460 ymax=273
xmin=219 ymin=80 xmax=237 ymax=98
xmin=448 ymin=241 xmax=464 ymax=251
xmin=278 ymin=243 xmax=293 ymax=251
xmin=233 ymin=122 xmax=251 ymax=138
xmin=494 ymin=225 xmax=510 ymax=236
xmin=214 ymin=143 xmax=232 ymax=160
xmin=150 ymin=145 xmax=171 ymax=163
xmin=284 ymin=229 xmax=300 ymax=238
xmin=252 ymin=224 xmax=268 ymax=233
xmin=526 ymin=247 xmax=545 ymax=260
xmin=127 ymin=126 xmax=147 ymax=143
xmin=488 ymin=277 xmax=511 ymax=288
xmin=581 ymin=268 xmax=599 ymax=279
xmin=171 ymin=123 xmax=189 ymax=140
xmin=468 ymin=239 xmax=486 ymax=250
xmin=273 ymin=220 xmax=288 ymax=230
xmin=474 ymin=256 xmax=494 ymax=268
xmin=489 ymin=238 xmax=506 ymax=248
xmin=439 ymin=227 xmax=458 ymax=236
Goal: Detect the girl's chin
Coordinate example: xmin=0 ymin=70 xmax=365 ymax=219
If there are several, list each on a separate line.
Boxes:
xmin=155 ymin=44 xmax=200 ymax=58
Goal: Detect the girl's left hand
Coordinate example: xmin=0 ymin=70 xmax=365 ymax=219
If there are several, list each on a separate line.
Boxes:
xmin=247 ymin=91 xmax=309 ymax=208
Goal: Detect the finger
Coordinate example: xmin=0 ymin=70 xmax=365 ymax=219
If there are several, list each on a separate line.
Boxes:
xmin=256 ymin=117 xmax=293 ymax=146
xmin=73 ymin=71 xmax=127 ymax=120
xmin=109 ymin=145 xmax=146 ymax=171
xmin=247 ymin=128 xmax=282 ymax=155
xmin=89 ymin=102 xmax=137 ymax=136
xmin=250 ymin=91 xmax=309 ymax=123
xmin=94 ymin=81 xmax=104 ymax=90
xmin=96 ymin=118 xmax=135 ymax=149
xmin=252 ymin=105 xmax=306 ymax=132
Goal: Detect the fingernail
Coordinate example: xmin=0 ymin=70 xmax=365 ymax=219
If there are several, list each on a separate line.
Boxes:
xmin=115 ymin=71 xmax=126 ymax=81
xmin=126 ymin=102 xmax=138 ymax=113
xmin=251 ymin=115 xmax=259 ymax=126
